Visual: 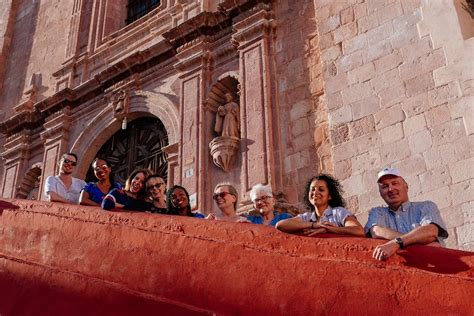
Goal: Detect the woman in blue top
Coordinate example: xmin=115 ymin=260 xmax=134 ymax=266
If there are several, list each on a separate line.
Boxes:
xmin=102 ymin=168 xmax=153 ymax=211
xmin=276 ymin=174 xmax=364 ymax=236
xmin=166 ymin=185 xmax=205 ymax=218
xmin=247 ymin=183 xmax=293 ymax=226
xmin=79 ymin=158 xmax=122 ymax=206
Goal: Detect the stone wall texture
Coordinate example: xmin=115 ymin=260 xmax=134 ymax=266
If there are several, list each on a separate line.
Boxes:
xmin=0 ymin=199 xmax=473 ymax=315
xmin=313 ymin=0 xmax=473 ymax=250
xmin=0 ymin=0 xmax=472 ymax=251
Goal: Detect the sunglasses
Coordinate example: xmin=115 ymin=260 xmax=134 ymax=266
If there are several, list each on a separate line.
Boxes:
xmin=147 ymin=183 xmax=164 ymax=191
xmin=213 ymin=192 xmax=231 ymax=200
xmin=63 ymin=158 xmax=77 ymax=166
xmin=94 ymin=164 xmax=109 ymax=172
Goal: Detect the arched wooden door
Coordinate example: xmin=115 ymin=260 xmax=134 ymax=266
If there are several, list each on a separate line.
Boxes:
xmin=85 ymin=117 xmax=168 ymax=184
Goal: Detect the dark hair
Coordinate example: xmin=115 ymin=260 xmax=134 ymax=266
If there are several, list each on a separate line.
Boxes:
xmin=303 ymin=174 xmax=346 ymax=212
xmin=61 ymin=152 xmax=78 ymax=162
xmin=166 ymin=185 xmax=191 ymax=215
xmin=91 ymin=157 xmax=116 ymax=185
xmin=125 ymin=168 xmax=153 ymax=200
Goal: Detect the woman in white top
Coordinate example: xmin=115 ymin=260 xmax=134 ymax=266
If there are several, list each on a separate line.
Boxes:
xmin=276 ymin=174 xmax=364 ymax=236
xmin=207 ymin=183 xmax=248 ymax=222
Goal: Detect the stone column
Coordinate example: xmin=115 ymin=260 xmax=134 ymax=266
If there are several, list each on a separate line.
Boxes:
xmin=231 ymin=3 xmax=280 ymax=199
xmin=38 ymin=109 xmax=72 ymax=201
xmin=173 ymin=39 xmax=213 ymax=212
xmin=0 ymin=132 xmax=31 ymax=198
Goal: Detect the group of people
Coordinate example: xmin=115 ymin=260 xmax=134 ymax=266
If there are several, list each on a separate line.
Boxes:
xmin=44 ymin=152 xmax=449 ymax=261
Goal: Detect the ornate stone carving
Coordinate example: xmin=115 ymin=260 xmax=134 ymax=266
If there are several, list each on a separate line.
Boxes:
xmin=214 ymin=93 xmax=240 ymax=138
xmin=209 ymin=136 xmax=240 ymax=172
xmin=209 ymin=92 xmax=241 ymax=172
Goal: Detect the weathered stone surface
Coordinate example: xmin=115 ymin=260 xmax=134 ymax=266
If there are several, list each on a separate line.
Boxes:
xmin=1 ymin=199 xmax=473 ymax=315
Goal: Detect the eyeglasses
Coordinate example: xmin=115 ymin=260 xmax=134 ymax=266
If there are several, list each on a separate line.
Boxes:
xmin=63 ymin=158 xmax=77 ymax=166
xmin=147 ymin=183 xmax=164 ymax=191
xmin=93 ymin=164 xmax=109 ymax=172
xmin=213 ymin=192 xmax=231 ymax=200
xmin=252 ymin=196 xmax=271 ymax=204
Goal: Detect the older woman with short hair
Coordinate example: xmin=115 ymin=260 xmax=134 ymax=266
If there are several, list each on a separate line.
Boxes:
xmin=208 ymin=183 xmax=248 ymax=222
xmin=276 ymin=174 xmax=364 ymax=236
xmin=247 ymin=183 xmax=292 ymax=226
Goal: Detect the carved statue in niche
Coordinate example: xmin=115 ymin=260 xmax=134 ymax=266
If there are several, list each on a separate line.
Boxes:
xmin=112 ymin=89 xmax=129 ymax=117
xmin=214 ymin=93 xmax=240 ymax=138
xmin=209 ymin=92 xmax=241 ymax=172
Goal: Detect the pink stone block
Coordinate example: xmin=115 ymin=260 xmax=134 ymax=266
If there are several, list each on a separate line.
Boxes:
xmin=340 ymin=7 xmax=354 ymax=25
xmin=338 ymin=51 xmax=364 ymax=72
xmin=374 ymin=51 xmax=403 ymax=74
xmin=420 ymin=49 xmax=447 ymax=73
xmin=374 ymin=104 xmax=406 ymax=130
xmin=367 ymin=22 xmax=394 ymax=46
xmin=351 ymin=96 xmax=380 ymax=120
xmin=408 ymin=129 xmax=432 ymax=154
xmin=343 ymin=33 xmax=367 ymax=55
xmin=379 ymin=139 xmax=411 ymax=165
xmin=357 ymin=13 xmax=379 ymax=33
xmin=347 ymin=62 xmax=375 ymax=84
xmin=428 ymin=81 xmax=462 ymax=107
xmin=379 ymin=83 xmax=406 ymax=108
xmin=400 ymin=36 xmax=433 ymax=62
xmin=377 ymin=2 xmax=403 ymax=24
xmin=405 ymin=72 xmax=435 ymax=97
xmin=333 ymin=22 xmax=357 ymax=44
xmin=350 ymin=115 xmax=376 ymax=139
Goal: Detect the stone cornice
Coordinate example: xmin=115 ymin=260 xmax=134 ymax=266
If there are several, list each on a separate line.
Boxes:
xmin=0 ymin=0 xmax=272 ymax=138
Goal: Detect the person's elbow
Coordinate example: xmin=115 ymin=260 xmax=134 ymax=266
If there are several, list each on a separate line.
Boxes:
xmin=275 ymin=219 xmax=287 ymax=232
xmin=425 ymin=223 xmax=439 ymax=240
xmin=369 ymin=226 xmax=386 ymax=239
xmin=353 ymin=225 xmax=365 ymax=237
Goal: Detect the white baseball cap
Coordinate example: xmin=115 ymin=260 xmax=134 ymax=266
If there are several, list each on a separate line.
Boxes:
xmin=377 ymin=167 xmax=402 ymax=182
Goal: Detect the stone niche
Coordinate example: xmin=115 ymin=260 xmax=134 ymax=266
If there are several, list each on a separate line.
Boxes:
xmin=207 ymin=76 xmax=241 ymax=172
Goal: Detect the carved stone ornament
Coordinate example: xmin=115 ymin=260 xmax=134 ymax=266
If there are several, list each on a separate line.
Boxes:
xmin=209 ymin=136 xmax=240 ymax=172
xmin=111 ymin=89 xmax=129 ymax=118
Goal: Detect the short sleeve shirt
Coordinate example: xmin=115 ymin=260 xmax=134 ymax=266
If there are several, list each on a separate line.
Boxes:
xmin=248 ymin=211 xmax=293 ymax=226
xmin=44 ymin=176 xmax=86 ymax=204
xmin=297 ymin=206 xmax=354 ymax=227
xmin=364 ymin=201 xmax=448 ymax=242
xmin=83 ymin=182 xmax=122 ymax=204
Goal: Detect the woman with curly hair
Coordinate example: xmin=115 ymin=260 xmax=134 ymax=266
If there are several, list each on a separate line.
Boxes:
xmin=276 ymin=174 xmax=364 ymax=236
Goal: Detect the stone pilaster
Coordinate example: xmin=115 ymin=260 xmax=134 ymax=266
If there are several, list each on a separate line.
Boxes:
xmin=0 ymin=132 xmax=31 ymax=198
xmin=38 ymin=108 xmax=72 ymax=201
xmin=231 ymin=3 xmax=280 ymax=199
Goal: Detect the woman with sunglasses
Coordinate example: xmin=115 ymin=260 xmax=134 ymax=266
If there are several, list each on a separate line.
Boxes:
xmin=207 ymin=183 xmax=248 ymax=222
xmin=166 ymin=185 xmax=205 ymax=218
xmin=79 ymin=158 xmax=122 ymax=206
xmin=276 ymin=174 xmax=364 ymax=237
xmin=247 ymin=183 xmax=293 ymax=226
xmin=145 ymin=174 xmax=167 ymax=214
xmin=102 ymin=168 xmax=153 ymax=211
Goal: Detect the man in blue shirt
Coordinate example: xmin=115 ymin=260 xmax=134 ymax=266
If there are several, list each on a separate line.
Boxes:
xmin=365 ymin=167 xmax=448 ymax=261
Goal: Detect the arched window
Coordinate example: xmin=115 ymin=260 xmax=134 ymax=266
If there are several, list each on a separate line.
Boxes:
xmin=86 ymin=117 xmax=168 ymax=184
xmin=127 ymin=0 xmax=161 ymax=24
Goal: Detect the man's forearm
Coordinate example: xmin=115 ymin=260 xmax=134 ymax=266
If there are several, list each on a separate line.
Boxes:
xmin=48 ymin=191 xmax=70 ymax=203
xmin=370 ymin=226 xmax=401 ymax=240
xmin=399 ymin=224 xmax=438 ymax=247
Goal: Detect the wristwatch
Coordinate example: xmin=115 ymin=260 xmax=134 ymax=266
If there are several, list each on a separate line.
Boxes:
xmin=394 ymin=237 xmax=404 ymax=249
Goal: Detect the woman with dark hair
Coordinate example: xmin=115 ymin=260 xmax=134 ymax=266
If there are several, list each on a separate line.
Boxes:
xmin=166 ymin=185 xmax=205 ymax=218
xmin=79 ymin=158 xmax=122 ymax=206
xmin=276 ymin=174 xmax=364 ymax=236
xmin=102 ymin=168 xmax=153 ymax=211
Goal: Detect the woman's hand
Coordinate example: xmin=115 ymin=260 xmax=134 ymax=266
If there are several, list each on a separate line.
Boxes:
xmin=206 ymin=213 xmax=216 ymax=220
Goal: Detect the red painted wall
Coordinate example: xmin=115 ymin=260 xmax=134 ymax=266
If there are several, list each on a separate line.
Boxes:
xmin=1 ymin=199 xmax=473 ymax=315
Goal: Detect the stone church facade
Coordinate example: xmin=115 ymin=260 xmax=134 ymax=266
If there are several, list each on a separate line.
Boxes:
xmin=0 ymin=0 xmax=472 ymax=250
